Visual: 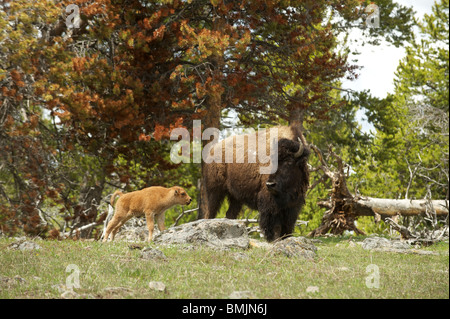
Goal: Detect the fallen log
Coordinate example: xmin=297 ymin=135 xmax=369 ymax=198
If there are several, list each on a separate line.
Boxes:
xmin=352 ymin=198 xmax=448 ymax=217
xmin=308 ymin=144 xmax=449 ymax=237
xmin=62 ymin=221 xmax=102 ymax=239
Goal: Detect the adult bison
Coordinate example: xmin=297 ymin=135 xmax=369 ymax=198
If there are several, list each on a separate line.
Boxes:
xmin=199 ymin=125 xmax=310 ymax=241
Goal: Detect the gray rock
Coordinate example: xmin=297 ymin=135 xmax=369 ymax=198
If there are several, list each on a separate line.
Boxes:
xmin=148 ymin=281 xmax=166 ymax=292
xmin=0 ymin=276 xmax=26 ymax=288
xmin=116 ymin=227 xmax=148 ymax=242
xmin=153 ymin=219 xmax=249 ymax=250
xmin=371 ymin=248 xmax=440 ymax=255
xmin=8 ymin=239 xmax=41 ymax=251
xmin=229 ymin=290 xmax=255 ymax=299
xmin=306 ymin=286 xmax=319 ymax=293
xmin=13 ymin=236 xmax=27 ymax=242
xmin=113 ymin=218 xmax=163 ymax=242
xmin=362 ymin=236 xmax=410 ymax=251
xmin=270 ymin=237 xmax=317 ymax=259
xmin=140 ymin=247 xmax=167 ymax=261
xmin=114 ymin=218 xmax=163 ymax=242
xmin=361 ymin=236 xmax=390 ymax=249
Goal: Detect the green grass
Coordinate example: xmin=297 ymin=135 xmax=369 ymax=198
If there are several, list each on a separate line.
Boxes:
xmin=0 ymin=236 xmax=448 ymax=299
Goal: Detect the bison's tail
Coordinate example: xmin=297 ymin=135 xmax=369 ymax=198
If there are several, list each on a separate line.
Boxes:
xmin=110 ymin=190 xmax=123 ymax=207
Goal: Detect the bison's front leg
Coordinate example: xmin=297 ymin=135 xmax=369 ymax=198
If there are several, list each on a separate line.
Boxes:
xmin=257 ymin=191 xmax=282 ymax=242
xmin=279 ymin=206 xmax=300 ymax=239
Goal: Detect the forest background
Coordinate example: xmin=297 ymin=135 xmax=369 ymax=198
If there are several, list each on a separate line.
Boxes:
xmin=0 ymin=0 xmax=448 ymax=239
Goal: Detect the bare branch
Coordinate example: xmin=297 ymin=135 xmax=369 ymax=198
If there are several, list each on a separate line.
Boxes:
xmin=171 ymin=207 xmax=199 ymax=227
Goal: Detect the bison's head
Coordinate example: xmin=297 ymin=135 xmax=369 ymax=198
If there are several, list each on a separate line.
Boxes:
xmin=265 ymin=138 xmax=310 ymax=207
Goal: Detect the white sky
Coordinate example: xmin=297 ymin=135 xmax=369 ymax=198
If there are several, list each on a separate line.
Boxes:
xmin=343 ymin=0 xmax=435 ymax=98
xmin=342 ymin=1 xmax=435 ymax=133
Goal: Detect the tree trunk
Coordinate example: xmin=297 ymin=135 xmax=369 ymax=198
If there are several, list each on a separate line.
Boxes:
xmin=72 ymin=173 xmax=105 ymax=238
xmin=197 ymin=17 xmax=225 ymax=220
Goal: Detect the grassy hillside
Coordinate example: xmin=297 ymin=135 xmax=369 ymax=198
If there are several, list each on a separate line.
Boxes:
xmin=0 ymin=236 xmax=448 ymax=299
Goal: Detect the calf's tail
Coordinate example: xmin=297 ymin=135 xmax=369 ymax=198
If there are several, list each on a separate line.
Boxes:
xmin=110 ymin=190 xmax=123 ymax=207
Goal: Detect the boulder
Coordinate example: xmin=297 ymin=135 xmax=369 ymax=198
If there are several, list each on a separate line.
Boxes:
xmin=153 ymin=218 xmax=249 ymax=250
xmin=270 ymin=237 xmax=317 ymax=259
xmin=8 ymin=239 xmax=41 ymax=251
xmin=361 ymin=236 xmax=411 ymax=251
xmin=0 ymin=276 xmax=26 ymax=288
xmin=115 ymin=227 xmax=148 ymax=242
xmin=148 ymin=281 xmax=167 ymax=292
xmin=114 ymin=219 xmax=161 ymax=242
xmin=140 ymin=247 xmax=167 ymax=261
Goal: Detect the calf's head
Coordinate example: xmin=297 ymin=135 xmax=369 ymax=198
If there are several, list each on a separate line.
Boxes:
xmin=172 ymin=186 xmax=192 ymax=205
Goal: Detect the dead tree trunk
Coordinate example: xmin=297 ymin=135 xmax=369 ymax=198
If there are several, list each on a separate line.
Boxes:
xmin=307 ymin=145 xmax=449 ymax=237
xmin=71 ymin=174 xmax=105 ymax=238
xmin=308 ymin=144 xmax=366 ymax=236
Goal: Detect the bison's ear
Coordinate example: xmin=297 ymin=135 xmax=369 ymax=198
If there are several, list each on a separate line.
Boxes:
xmin=174 ymin=189 xmax=179 ymax=195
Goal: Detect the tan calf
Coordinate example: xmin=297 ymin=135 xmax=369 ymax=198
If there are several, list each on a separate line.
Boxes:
xmin=103 ymin=186 xmax=192 ymax=242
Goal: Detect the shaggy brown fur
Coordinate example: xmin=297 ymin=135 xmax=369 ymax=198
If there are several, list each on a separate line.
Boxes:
xmin=103 ymin=186 xmax=192 ymax=242
xmin=200 ymin=125 xmax=309 ymax=241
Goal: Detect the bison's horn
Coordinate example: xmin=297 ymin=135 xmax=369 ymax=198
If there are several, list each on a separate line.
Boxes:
xmin=294 ymin=137 xmax=304 ymax=158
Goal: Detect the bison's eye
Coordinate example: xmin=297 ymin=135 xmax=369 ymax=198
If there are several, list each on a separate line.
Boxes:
xmin=285 ymin=160 xmax=294 ymax=165
xmin=181 ymin=193 xmax=186 ymax=196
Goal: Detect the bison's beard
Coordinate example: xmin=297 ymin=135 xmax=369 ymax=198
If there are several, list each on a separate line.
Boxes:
xmin=258 ymin=191 xmax=304 ymax=242
xmin=269 ymin=189 xmax=299 ymax=208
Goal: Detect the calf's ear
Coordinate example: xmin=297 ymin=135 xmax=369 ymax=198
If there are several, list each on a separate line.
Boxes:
xmin=174 ymin=189 xmax=179 ymax=195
